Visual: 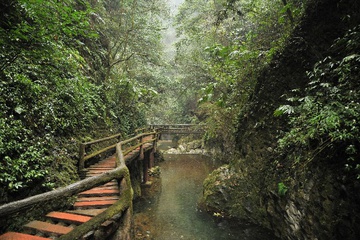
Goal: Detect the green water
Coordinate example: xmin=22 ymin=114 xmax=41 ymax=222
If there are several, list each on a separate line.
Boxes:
xmin=133 ymin=154 xmax=276 ymax=240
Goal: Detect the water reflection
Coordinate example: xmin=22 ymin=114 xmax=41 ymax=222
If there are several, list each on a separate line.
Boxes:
xmin=133 ymin=154 xmax=276 ymax=240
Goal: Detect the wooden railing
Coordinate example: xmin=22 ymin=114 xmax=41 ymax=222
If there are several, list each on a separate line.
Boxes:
xmin=62 ymin=131 xmax=157 ymax=239
xmin=0 ymin=125 xmax=205 ymax=238
xmin=59 ymin=143 xmax=133 ymax=240
xmin=78 ymin=132 xmax=122 ymax=174
xmin=0 ymin=130 xmax=158 ymax=239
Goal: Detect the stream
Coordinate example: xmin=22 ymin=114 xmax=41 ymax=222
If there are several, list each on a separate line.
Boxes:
xmin=133 ymin=147 xmax=276 ymax=239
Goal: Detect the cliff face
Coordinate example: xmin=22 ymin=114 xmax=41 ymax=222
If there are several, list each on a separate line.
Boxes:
xmin=201 ymin=0 xmax=360 ymax=239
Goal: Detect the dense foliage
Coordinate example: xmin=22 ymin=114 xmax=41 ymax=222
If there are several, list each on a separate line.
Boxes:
xmin=173 ymin=0 xmax=306 ymax=152
xmin=0 ymin=0 xmax=167 ymax=201
xmin=0 ymin=0 xmax=99 ymax=197
xmin=275 ymin=25 xmax=360 ymax=177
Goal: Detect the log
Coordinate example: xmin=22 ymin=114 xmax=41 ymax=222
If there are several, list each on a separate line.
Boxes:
xmin=0 ymin=167 xmax=127 ymax=217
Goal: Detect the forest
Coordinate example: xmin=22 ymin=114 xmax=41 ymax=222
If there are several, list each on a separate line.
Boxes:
xmin=1 ymin=0 xmax=359 ymax=239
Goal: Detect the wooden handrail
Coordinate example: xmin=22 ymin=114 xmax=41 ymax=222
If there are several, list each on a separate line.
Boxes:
xmin=0 ymin=131 xmax=157 ymax=218
xmin=0 ymin=167 xmax=128 ymax=217
xmin=82 ymin=143 xmax=117 ymax=161
xmin=134 ymin=127 xmax=149 ymax=134
xmin=59 ymin=142 xmax=133 ymax=240
xmin=59 ymin=189 xmax=131 ymax=240
xmin=79 ymin=133 xmax=121 ymax=172
xmin=78 ymin=131 xmax=156 ymax=172
xmin=123 ymin=137 xmax=157 ymax=156
xmin=120 ymin=131 xmax=156 ymax=145
xmin=82 ymin=133 xmax=122 ymax=146
xmin=0 ymin=126 xmax=205 ymax=239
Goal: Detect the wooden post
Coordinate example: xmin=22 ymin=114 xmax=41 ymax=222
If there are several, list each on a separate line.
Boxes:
xmin=139 ymin=135 xmax=144 ymax=160
xmin=143 ymin=162 xmax=149 ymax=183
xmin=143 ymin=151 xmax=149 ymax=184
xmin=138 ymin=135 xmax=147 ymax=183
xmin=79 ymin=143 xmax=86 ymax=178
xmin=149 ymin=148 xmax=155 ymax=169
xmin=153 ymin=133 xmax=158 ymax=152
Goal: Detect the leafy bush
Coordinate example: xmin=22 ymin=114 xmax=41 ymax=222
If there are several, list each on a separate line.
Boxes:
xmin=0 ymin=0 xmax=165 ymax=200
xmin=0 ymin=117 xmax=50 ymax=193
xmin=0 ymin=0 xmax=101 ymax=197
xmin=275 ymin=25 xmax=360 ymax=177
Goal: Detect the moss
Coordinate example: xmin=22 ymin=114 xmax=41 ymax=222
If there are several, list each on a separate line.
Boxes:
xmin=204 ymin=1 xmax=360 ymax=238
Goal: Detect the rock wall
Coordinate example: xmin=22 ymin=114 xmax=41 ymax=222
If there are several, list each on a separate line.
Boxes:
xmin=201 ymin=0 xmax=360 ymax=239
xmin=264 ymin=159 xmax=360 ymax=239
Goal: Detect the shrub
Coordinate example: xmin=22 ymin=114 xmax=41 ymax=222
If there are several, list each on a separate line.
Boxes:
xmin=275 ymin=26 xmax=360 ymax=178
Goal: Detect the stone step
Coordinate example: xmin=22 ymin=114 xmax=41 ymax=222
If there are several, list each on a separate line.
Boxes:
xmin=46 ymin=211 xmax=91 ymax=225
xmin=24 ymin=221 xmax=72 ymax=237
xmin=74 ymin=199 xmax=118 ymax=209
xmin=0 ymin=232 xmax=50 ymax=240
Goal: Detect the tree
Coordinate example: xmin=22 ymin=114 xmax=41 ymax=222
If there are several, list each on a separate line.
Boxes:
xmin=173 ymin=0 xmax=305 ymax=152
xmin=0 ymin=0 xmax=169 ymax=199
xmin=0 ymin=0 xmax=101 ymax=197
xmin=275 ymin=25 xmax=360 ymax=178
xmin=88 ymin=0 xmax=169 ymax=129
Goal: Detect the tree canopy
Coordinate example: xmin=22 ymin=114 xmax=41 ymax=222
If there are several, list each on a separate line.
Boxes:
xmin=1 ymin=0 xmax=359 ymax=217
xmin=0 ymin=0 xmax=168 ymax=200
xmin=172 ymin=0 xmax=305 ymax=151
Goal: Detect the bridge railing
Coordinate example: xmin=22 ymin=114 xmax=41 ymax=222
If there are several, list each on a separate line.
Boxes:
xmin=134 ymin=127 xmax=151 ymax=134
xmin=78 ymin=132 xmax=122 ymax=174
xmin=61 ymin=131 xmax=158 ymax=239
xmin=0 ymin=131 xmax=159 ymax=239
xmin=121 ymin=131 xmax=157 ymax=154
xmin=58 ymin=143 xmax=134 ymax=240
xmin=0 ymin=154 xmax=129 ymax=218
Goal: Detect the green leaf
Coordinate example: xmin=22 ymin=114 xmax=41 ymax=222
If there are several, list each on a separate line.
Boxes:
xmin=14 ymin=106 xmax=26 ymax=114
xmin=274 ymin=105 xmax=294 ymax=116
xmin=278 ymin=182 xmax=288 ymax=196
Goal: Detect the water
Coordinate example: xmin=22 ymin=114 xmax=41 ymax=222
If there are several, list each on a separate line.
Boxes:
xmin=133 ymin=153 xmax=276 ymax=240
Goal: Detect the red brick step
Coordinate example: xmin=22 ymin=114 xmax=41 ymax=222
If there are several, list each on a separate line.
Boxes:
xmin=66 ymin=209 xmax=106 ymax=217
xmin=74 ymin=199 xmax=117 ymax=209
xmin=79 ymin=188 xmax=119 ymax=197
xmin=92 ymin=162 xmax=115 ymax=167
xmin=24 ymin=221 xmax=72 ymax=236
xmin=0 ymin=232 xmax=50 ymax=240
xmin=46 ymin=211 xmax=91 ymax=225
xmin=0 ymin=153 xmax=125 ymax=239
xmin=87 ymin=185 xmax=119 ymax=191
xmin=76 ymin=196 xmax=119 ymax=202
xmin=103 ymin=181 xmax=118 ymax=186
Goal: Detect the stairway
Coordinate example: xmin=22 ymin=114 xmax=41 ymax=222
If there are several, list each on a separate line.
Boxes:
xmin=0 ymin=156 xmax=120 ymax=240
